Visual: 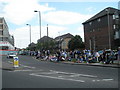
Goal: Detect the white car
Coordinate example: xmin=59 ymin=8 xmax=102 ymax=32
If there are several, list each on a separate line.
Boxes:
xmin=7 ymin=52 xmax=17 ymax=58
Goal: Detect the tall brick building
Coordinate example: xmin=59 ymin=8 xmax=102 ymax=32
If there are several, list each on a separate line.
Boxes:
xmin=83 ymin=7 xmax=120 ymax=51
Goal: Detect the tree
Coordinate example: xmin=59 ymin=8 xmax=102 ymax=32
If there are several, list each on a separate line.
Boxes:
xmin=36 ymin=40 xmax=56 ymax=51
xmin=27 ymin=42 xmax=36 ymax=51
xmin=68 ymin=35 xmax=85 ymax=50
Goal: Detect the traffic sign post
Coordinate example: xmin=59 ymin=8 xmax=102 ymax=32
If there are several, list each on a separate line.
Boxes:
xmin=13 ymin=57 xmax=19 ymax=68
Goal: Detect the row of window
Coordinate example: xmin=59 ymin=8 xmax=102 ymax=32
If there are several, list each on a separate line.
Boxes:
xmin=0 ymin=24 xmax=3 ymax=29
xmin=89 ymin=18 xmax=101 ymax=25
xmin=87 ymin=24 xmax=119 ymax=33
xmin=0 ymin=19 xmax=3 ymax=23
xmin=0 ymin=30 xmax=3 ymax=35
xmin=113 ymin=14 xmax=119 ymax=19
xmin=89 ymin=14 xmax=119 ymax=26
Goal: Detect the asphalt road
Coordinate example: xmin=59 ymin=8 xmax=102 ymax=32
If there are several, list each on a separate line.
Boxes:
xmin=2 ymin=55 xmax=119 ymax=88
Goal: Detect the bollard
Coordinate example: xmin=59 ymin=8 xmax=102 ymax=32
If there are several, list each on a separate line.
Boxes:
xmin=13 ymin=57 xmax=19 ymax=68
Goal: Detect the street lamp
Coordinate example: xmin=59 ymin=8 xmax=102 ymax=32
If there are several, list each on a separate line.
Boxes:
xmin=26 ymin=24 xmax=31 ymax=44
xmin=106 ymin=8 xmax=111 ymax=49
xmin=34 ymin=10 xmax=41 ymax=39
xmin=58 ymin=32 xmax=61 ymax=50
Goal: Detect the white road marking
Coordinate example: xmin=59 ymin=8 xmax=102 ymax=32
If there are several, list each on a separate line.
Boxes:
xmin=8 ymin=69 xmax=43 ymax=72
xmin=102 ymin=79 xmax=114 ymax=81
xmin=92 ymin=80 xmax=96 ymax=82
xmin=70 ymin=74 xmax=80 ymax=77
xmin=92 ymin=79 xmax=114 ymax=82
xmin=13 ymin=70 xmax=35 ymax=72
xmin=7 ymin=67 xmax=114 ymax=83
xmin=29 ymin=73 xmax=85 ymax=83
xmin=20 ymin=65 xmax=36 ymax=69
xmin=50 ymin=70 xmax=97 ymax=78
xmin=28 ymin=70 xmax=98 ymax=83
xmin=97 ymin=80 xmax=100 ymax=81
xmin=58 ymin=76 xmax=63 ymax=78
xmin=8 ymin=61 xmax=13 ymax=64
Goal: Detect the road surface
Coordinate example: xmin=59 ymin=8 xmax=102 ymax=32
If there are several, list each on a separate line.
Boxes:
xmin=2 ymin=55 xmax=119 ymax=88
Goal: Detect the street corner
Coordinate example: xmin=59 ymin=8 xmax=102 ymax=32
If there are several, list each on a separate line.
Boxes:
xmin=2 ymin=62 xmax=15 ymax=71
xmin=2 ymin=61 xmax=24 ymax=71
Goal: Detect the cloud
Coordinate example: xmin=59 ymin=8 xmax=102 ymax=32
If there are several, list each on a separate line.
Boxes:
xmin=46 ymin=25 xmax=68 ymax=38
xmin=26 ymin=0 xmax=119 ymax=2
xmin=77 ymin=26 xmax=84 ymax=41
xmin=86 ymin=7 xmax=97 ymax=12
xmin=43 ymin=11 xmax=92 ymax=25
xmin=0 ymin=0 xmax=94 ymax=48
xmin=10 ymin=25 xmax=67 ymax=48
xmin=10 ymin=27 xmax=30 ymax=48
xmin=0 ymin=0 xmax=55 ymax=25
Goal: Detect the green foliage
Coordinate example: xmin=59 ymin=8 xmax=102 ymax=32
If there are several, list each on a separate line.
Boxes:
xmin=36 ymin=40 xmax=56 ymax=50
xmin=68 ymin=35 xmax=85 ymax=50
xmin=27 ymin=43 xmax=36 ymax=51
xmin=71 ymin=58 xmax=77 ymax=62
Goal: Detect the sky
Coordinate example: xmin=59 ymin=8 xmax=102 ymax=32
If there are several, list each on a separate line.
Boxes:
xmin=0 ymin=0 xmax=119 ymax=49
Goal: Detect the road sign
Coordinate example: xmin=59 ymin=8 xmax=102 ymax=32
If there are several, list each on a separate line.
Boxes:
xmin=13 ymin=57 xmax=19 ymax=68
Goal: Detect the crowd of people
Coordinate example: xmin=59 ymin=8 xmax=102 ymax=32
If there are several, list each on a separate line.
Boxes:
xmin=26 ymin=47 xmax=120 ymax=64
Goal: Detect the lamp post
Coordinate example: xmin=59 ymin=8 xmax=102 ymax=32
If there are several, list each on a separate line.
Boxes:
xmin=58 ymin=32 xmax=60 ymax=50
xmin=89 ymin=38 xmax=92 ymax=51
xmin=34 ymin=10 xmax=41 ymax=39
xmin=47 ymin=24 xmax=48 ymax=37
xmin=26 ymin=24 xmax=31 ymax=44
xmin=47 ymin=24 xmax=49 ymax=49
xmin=106 ymin=8 xmax=111 ymax=49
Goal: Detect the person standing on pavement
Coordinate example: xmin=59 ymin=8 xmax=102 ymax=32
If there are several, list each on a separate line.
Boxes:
xmin=94 ymin=51 xmax=100 ymax=62
xmin=102 ymin=50 xmax=107 ymax=63
xmin=56 ymin=50 xmax=61 ymax=62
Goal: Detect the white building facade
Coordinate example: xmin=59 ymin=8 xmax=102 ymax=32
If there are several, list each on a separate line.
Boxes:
xmin=0 ymin=17 xmax=15 ymax=50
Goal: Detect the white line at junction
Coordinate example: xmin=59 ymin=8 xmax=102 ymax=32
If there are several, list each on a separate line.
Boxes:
xmin=29 ymin=73 xmax=85 ymax=83
xmin=50 ymin=70 xmax=97 ymax=78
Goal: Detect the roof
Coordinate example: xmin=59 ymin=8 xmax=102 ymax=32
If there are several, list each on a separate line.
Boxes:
xmin=82 ymin=7 xmax=120 ymax=24
xmin=55 ymin=33 xmax=74 ymax=40
xmin=29 ymin=42 xmax=36 ymax=47
xmin=37 ymin=36 xmax=54 ymax=43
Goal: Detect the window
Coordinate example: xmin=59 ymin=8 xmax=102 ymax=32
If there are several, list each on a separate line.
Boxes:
xmin=0 ymin=31 xmax=3 ymax=35
xmin=0 ymin=25 xmax=3 ymax=29
xmin=113 ymin=15 xmax=115 ymax=19
xmin=89 ymin=22 xmax=92 ymax=25
xmin=113 ymin=25 xmax=116 ymax=29
xmin=115 ymin=14 xmax=119 ymax=19
xmin=97 ymin=18 xmax=101 ymax=22
xmin=112 ymin=14 xmax=119 ymax=19
xmin=114 ymin=31 xmax=119 ymax=39
xmin=0 ymin=19 xmax=2 ymax=23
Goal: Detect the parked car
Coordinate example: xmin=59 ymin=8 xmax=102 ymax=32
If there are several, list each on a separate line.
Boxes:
xmin=7 ymin=52 xmax=17 ymax=58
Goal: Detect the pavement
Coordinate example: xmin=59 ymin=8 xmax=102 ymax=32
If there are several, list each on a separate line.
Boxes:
xmin=37 ymin=57 xmax=120 ymax=68
xmin=1 ymin=61 xmax=27 ymax=71
xmin=62 ymin=61 xmax=120 ymax=68
xmin=1 ymin=58 xmax=120 ymax=71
